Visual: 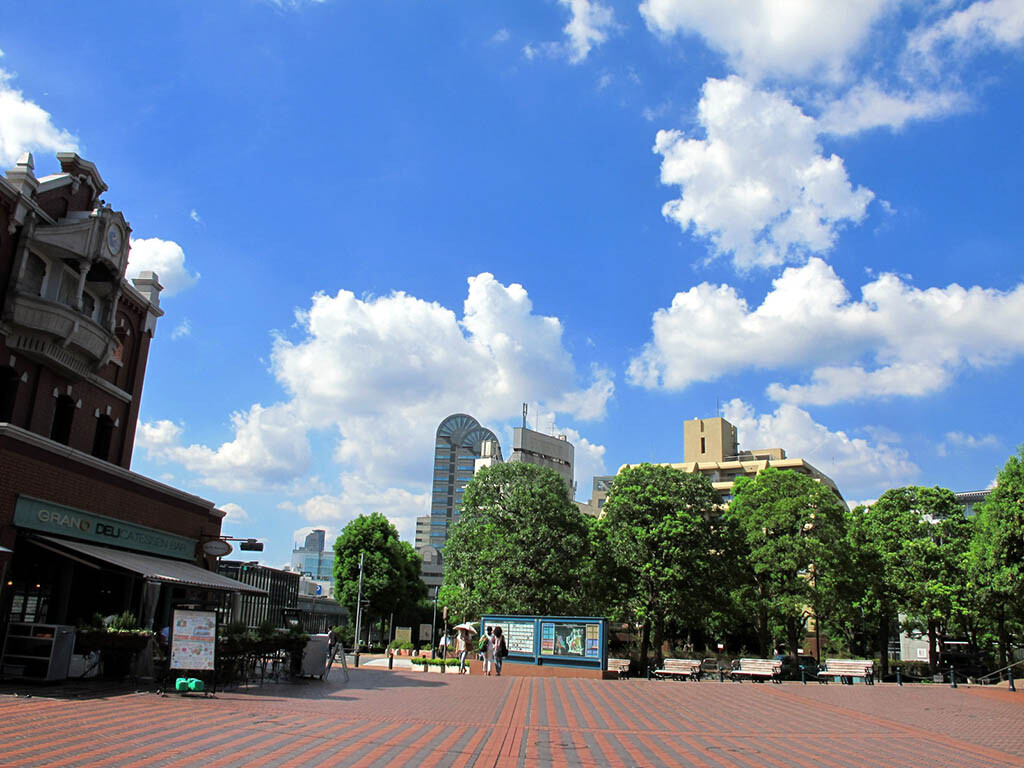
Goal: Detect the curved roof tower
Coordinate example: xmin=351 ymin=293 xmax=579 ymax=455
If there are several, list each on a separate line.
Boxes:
xmin=422 ymin=413 xmax=502 ymax=551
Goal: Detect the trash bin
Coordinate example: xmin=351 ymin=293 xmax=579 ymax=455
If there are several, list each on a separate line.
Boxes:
xmin=301 ymin=634 xmax=330 ymax=679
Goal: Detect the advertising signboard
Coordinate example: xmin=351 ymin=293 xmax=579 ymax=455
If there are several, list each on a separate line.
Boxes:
xmin=170 ymin=609 xmax=217 ymax=671
xmin=481 ymin=615 xmax=606 ymax=671
xmin=539 ymin=620 xmax=601 ymax=659
xmin=394 ymin=627 xmax=412 ymax=645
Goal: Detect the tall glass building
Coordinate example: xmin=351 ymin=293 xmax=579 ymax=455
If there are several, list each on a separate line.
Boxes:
xmin=420 ymin=413 xmax=502 ymax=550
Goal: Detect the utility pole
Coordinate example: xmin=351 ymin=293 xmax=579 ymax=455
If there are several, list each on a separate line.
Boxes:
xmin=353 ymin=552 xmax=365 ymax=658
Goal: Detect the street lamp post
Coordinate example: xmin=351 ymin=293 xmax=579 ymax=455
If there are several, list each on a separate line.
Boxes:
xmin=353 ymin=552 xmax=365 ymax=663
xmin=430 ymin=585 xmax=439 ymax=659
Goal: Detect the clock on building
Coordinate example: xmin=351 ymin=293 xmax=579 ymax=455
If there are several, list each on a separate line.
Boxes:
xmin=106 ymin=223 xmax=122 ymax=256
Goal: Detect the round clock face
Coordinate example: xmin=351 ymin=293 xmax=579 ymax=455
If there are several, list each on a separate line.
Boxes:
xmin=107 ymin=224 xmax=122 ymax=255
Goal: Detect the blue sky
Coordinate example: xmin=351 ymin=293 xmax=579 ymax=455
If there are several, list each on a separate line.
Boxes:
xmin=2 ymin=0 xmax=1022 ymax=568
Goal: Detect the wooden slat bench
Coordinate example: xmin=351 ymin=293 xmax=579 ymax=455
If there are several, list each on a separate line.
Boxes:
xmin=607 ymin=658 xmax=631 ymax=678
xmin=730 ymin=658 xmax=782 ymax=683
xmin=654 ymin=658 xmax=703 ymax=681
xmin=817 ymin=659 xmax=874 ymax=685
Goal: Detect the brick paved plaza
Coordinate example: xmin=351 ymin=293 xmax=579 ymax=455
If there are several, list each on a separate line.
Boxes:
xmin=1 ymin=669 xmax=1022 ymax=767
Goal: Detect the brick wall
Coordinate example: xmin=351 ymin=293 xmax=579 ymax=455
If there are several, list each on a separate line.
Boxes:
xmin=0 ymin=435 xmax=222 ymax=559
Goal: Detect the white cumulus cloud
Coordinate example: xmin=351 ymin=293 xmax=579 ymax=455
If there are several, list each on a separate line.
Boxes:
xmin=628 ymin=257 xmax=1024 ymax=405
xmin=818 ymin=81 xmax=969 ymax=136
xmin=560 ymin=0 xmax=616 ymax=63
xmin=127 ymin=237 xmax=200 ymax=297
xmin=0 ymin=55 xmax=79 ymax=167
xmin=654 ymin=76 xmax=874 ymax=270
xmin=639 ymin=0 xmax=893 ymax=82
xmin=909 ymin=0 xmax=1024 ymax=60
xmin=281 ymin=476 xmax=430 ymax=544
xmin=723 ymin=399 xmax=918 ymax=498
xmin=137 ymin=274 xmax=611 ymax=514
xmin=218 ymin=502 xmax=250 ymax=523
xmin=523 ymin=0 xmax=616 ymax=64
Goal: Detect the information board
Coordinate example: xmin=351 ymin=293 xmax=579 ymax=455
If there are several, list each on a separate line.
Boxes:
xmin=394 ymin=626 xmax=412 ymax=645
xmin=170 ymin=609 xmax=217 ymax=671
xmin=480 ymin=615 xmax=606 ymax=671
xmin=419 ymin=623 xmax=433 ymax=641
xmin=501 ymin=620 xmax=536 ymax=654
xmin=540 ymin=620 xmax=601 ymax=659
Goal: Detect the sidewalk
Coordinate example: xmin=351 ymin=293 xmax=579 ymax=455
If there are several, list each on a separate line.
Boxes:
xmin=1 ymin=670 xmax=1022 ymax=766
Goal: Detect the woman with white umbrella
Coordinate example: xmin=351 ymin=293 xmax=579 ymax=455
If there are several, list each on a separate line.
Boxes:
xmin=453 ymin=623 xmax=476 ymax=674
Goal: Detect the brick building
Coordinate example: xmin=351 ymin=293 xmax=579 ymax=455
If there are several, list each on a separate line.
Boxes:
xmin=0 ymin=153 xmax=259 ymax=672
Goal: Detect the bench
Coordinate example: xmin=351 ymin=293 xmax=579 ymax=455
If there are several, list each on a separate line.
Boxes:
xmin=817 ymin=659 xmax=874 ymax=685
xmin=607 ymin=658 xmax=631 ymax=678
xmin=654 ymin=658 xmax=703 ymax=681
xmin=730 ymin=658 xmax=782 ymax=683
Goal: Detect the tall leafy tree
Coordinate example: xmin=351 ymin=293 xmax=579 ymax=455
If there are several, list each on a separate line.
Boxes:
xmin=334 ymin=513 xmax=426 ymax=644
xmin=723 ymin=468 xmax=849 ymax=661
xmin=853 ymin=486 xmax=969 ymax=671
xmin=971 ymin=447 xmax=1024 ymax=665
xmin=440 ymin=462 xmax=592 ymax=620
xmin=597 ymin=464 xmax=720 ymax=667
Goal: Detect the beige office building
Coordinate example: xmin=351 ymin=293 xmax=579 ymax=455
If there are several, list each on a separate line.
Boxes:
xmin=606 ymin=416 xmax=842 ymax=514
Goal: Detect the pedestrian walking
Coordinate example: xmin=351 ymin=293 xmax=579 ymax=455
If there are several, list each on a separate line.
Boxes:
xmin=326 ymin=626 xmax=340 ymax=672
xmin=492 ymin=626 xmax=508 ymax=676
xmin=453 ymin=624 xmax=475 ymax=674
xmin=481 ymin=625 xmax=494 ymax=676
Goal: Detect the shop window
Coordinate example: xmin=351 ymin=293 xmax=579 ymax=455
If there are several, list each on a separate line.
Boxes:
xmin=0 ymin=366 xmax=18 ymax=422
xmin=22 ymin=253 xmax=47 ymax=296
xmin=92 ymin=414 xmax=115 ymax=461
xmin=50 ymin=395 xmax=75 ymax=445
xmin=8 ymin=582 xmax=51 ymax=623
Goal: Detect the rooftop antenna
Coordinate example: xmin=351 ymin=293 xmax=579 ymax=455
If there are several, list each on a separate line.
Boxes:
xmin=522 ymin=402 xmax=528 ymax=429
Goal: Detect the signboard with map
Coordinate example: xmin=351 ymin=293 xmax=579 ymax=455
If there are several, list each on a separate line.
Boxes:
xmin=539 ymin=621 xmax=601 ymax=659
xmin=480 ymin=615 xmax=606 ymax=671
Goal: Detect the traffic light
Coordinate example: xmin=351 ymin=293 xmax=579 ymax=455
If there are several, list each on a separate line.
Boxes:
xmin=239 ymin=539 xmax=263 ymax=551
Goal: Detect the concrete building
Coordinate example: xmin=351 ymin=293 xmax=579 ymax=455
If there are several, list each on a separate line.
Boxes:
xmin=290 ymin=528 xmax=334 ymax=594
xmin=576 ymin=475 xmax=615 ymax=517
xmin=417 ymin=544 xmax=444 ymax=591
xmin=508 ymin=427 xmax=574 ymax=494
xmin=606 ymin=416 xmax=842 ymax=516
xmin=0 ymin=154 xmax=261 ymax=678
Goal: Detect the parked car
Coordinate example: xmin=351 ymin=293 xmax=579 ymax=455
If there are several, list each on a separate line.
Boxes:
xmin=774 ymin=654 xmax=819 ymax=679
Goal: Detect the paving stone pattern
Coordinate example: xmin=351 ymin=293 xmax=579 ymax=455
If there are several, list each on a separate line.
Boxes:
xmin=0 ymin=670 xmax=1022 ymax=767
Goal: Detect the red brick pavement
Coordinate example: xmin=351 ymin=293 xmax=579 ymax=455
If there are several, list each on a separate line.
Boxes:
xmin=0 ymin=670 xmax=1022 ymax=767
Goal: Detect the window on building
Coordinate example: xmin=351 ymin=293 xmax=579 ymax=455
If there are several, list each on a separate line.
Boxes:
xmin=50 ymin=395 xmax=75 ymax=445
xmin=700 ymin=437 xmax=706 ymax=454
xmin=92 ymin=414 xmax=114 ymax=461
xmin=57 ymin=270 xmax=78 ymax=307
xmin=81 ymin=291 xmax=96 ymax=319
xmin=23 ymin=253 xmax=47 ymax=296
xmin=0 ymin=367 xmax=19 ymax=422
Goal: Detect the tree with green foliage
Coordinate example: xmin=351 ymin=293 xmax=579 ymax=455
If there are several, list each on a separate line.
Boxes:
xmin=440 ymin=462 xmax=592 ymax=620
xmin=971 ymin=447 xmax=1024 ymax=666
xmin=597 ymin=463 xmax=720 ymax=668
xmin=333 ymin=513 xmax=426 ymax=647
xmin=852 ymin=486 xmax=970 ymax=672
xmin=723 ymin=467 xmax=849 ymax=662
